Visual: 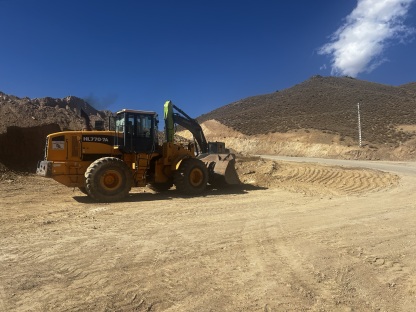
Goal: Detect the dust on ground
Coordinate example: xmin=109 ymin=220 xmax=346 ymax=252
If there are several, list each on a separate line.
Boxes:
xmin=2 ymin=158 xmax=415 ymax=312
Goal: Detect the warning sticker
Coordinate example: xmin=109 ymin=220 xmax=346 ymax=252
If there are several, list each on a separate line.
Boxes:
xmin=52 ymin=141 xmax=65 ymax=150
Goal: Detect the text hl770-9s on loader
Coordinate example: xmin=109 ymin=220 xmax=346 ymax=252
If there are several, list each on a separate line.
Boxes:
xmin=36 ymin=101 xmax=240 ymax=202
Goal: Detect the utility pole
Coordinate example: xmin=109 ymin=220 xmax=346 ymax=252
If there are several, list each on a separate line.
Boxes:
xmin=357 ymin=102 xmax=362 ymax=148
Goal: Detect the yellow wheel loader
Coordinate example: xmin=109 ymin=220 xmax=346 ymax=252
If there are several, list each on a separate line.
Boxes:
xmin=36 ymin=101 xmax=239 ymax=202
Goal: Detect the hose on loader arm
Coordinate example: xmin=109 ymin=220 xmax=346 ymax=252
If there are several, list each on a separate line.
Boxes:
xmin=163 ymin=100 xmax=208 ymax=155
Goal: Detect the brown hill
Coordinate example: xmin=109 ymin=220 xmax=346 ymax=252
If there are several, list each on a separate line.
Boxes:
xmin=198 ymin=76 xmax=416 ymax=147
xmin=400 ymin=82 xmax=416 ymax=91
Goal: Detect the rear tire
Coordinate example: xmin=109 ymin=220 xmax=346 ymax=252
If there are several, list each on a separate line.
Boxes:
xmin=174 ymin=158 xmax=208 ymax=195
xmin=85 ymin=157 xmax=133 ymax=202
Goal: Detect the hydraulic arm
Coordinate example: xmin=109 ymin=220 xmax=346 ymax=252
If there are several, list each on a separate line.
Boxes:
xmin=164 ymin=100 xmax=208 ymax=155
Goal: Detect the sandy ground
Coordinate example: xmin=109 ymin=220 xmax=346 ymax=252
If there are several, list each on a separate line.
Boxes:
xmin=1 ymin=158 xmax=416 ymax=312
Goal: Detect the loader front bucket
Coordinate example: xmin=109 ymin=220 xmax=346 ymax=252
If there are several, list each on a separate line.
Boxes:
xmin=199 ymin=153 xmax=240 ymax=186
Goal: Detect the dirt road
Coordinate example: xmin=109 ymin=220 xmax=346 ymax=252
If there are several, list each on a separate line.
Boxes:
xmin=1 ymin=158 xmax=415 ymax=311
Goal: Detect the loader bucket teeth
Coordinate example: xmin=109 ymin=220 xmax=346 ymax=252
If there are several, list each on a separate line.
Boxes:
xmin=200 ymin=154 xmax=240 ymax=185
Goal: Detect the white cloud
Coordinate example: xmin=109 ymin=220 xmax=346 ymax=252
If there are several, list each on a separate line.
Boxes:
xmin=319 ymin=0 xmax=415 ymax=77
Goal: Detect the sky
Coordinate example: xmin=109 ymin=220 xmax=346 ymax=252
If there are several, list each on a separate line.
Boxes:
xmin=1 ymin=0 xmax=416 ymax=119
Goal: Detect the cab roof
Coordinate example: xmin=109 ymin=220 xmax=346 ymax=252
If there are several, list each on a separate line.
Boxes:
xmin=116 ymin=109 xmax=157 ymax=115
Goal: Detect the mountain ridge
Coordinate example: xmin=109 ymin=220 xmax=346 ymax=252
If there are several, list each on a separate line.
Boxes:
xmin=1 ymin=75 xmax=416 ymax=171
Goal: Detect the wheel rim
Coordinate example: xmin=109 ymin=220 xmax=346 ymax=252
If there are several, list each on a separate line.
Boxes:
xmin=189 ymin=167 xmax=204 ymax=187
xmin=100 ymin=169 xmax=122 ymax=191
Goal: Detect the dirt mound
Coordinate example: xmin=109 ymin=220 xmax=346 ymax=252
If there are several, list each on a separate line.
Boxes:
xmin=235 ymin=157 xmax=399 ymax=196
xmin=0 ymin=92 xmax=109 ymax=134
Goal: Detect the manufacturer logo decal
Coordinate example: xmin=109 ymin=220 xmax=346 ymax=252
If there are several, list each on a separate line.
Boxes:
xmin=82 ymin=135 xmax=114 ymax=145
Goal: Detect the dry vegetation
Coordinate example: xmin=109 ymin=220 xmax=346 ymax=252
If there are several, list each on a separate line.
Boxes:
xmin=198 ymin=76 xmax=416 ymax=147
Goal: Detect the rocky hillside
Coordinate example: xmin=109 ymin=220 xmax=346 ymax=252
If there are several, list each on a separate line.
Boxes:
xmin=0 ymin=92 xmax=111 ymax=133
xmin=0 ymin=93 xmax=111 ymax=171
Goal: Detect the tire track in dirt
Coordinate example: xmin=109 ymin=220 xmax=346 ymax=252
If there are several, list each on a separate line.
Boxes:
xmin=1 ymin=207 xmax=159 ymax=312
xmin=311 ymin=229 xmax=414 ymax=311
xmin=240 ymin=216 xmax=357 ymax=311
xmin=0 ymin=283 xmax=6 ymax=311
xmin=1 ymin=162 xmax=413 ymax=311
xmin=272 ymin=221 xmax=343 ymax=311
xmin=237 ymin=159 xmax=399 ymax=196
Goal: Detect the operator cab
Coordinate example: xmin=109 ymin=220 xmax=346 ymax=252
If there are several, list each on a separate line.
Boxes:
xmin=115 ymin=109 xmax=158 ymax=153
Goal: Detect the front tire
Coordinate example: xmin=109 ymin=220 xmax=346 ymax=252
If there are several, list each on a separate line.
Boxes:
xmin=174 ymin=158 xmax=208 ymax=195
xmin=85 ymin=157 xmax=133 ymax=202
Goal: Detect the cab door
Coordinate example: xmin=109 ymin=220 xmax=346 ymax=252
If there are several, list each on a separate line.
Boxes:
xmin=123 ymin=113 xmax=156 ymax=153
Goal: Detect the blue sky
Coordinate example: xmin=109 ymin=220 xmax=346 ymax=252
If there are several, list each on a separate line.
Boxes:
xmin=1 ymin=0 xmax=415 ymax=119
